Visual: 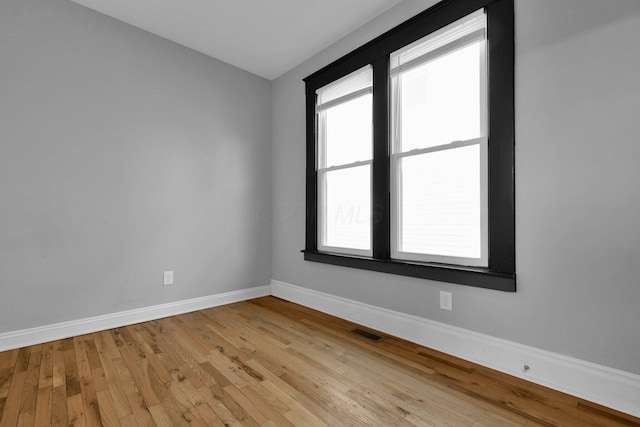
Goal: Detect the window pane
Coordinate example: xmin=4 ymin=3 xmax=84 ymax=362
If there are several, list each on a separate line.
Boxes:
xmin=398 ymin=146 xmax=481 ymax=259
xmin=324 ymin=94 xmax=372 ymax=167
xmin=395 ymin=42 xmax=482 ymax=152
xmin=322 ymin=165 xmax=371 ymax=250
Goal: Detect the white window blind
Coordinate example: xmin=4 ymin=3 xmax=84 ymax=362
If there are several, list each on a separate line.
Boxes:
xmin=390 ymin=9 xmax=486 ymax=75
xmin=316 ymin=65 xmax=373 ymax=111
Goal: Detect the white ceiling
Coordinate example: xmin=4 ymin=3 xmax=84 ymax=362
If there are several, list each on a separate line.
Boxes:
xmin=69 ymin=0 xmax=405 ymax=80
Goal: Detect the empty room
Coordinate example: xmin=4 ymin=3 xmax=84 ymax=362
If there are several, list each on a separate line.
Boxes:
xmin=1 ymin=0 xmax=639 ymax=425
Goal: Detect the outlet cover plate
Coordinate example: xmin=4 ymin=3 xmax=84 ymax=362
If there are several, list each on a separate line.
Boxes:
xmin=440 ymin=291 xmax=452 ymax=311
xmin=163 ymin=271 xmax=174 ymax=286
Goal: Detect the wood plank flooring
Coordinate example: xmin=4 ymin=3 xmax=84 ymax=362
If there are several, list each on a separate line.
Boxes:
xmin=0 ymin=296 xmax=638 ymax=426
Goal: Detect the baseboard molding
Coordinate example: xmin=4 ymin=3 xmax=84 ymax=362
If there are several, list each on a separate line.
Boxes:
xmin=271 ymin=279 xmax=640 ymax=418
xmin=0 ymin=285 xmax=270 ymax=353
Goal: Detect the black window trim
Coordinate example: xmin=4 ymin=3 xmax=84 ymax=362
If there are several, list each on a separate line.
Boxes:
xmin=303 ymin=0 xmax=515 ymax=292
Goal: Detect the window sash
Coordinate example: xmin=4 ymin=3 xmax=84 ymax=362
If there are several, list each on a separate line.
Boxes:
xmin=316 ymin=93 xmax=373 ymax=170
xmin=390 ymin=137 xmax=488 ymax=266
xmin=317 ymin=163 xmax=373 ymax=256
xmin=391 ymin=10 xmax=487 ymax=156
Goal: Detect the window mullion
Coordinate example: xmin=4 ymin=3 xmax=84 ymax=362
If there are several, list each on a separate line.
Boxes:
xmin=372 ymin=56 xmax=391 ymax=260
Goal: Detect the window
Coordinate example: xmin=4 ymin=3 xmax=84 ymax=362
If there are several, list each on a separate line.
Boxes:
xmin=304 ymin=0 xmax=515 ymax=291
xmin=391 ymin=10 xmax=488 ymax=267
xmin=316 ymin=66 xmax=373 ymax=256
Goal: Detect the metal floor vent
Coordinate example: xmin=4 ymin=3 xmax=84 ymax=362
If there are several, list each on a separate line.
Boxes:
xmin=351 ymin=328 xmax=383 ymax=342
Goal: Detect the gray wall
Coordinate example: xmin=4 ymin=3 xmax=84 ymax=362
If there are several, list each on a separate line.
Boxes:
xmin=0 ymin=0 xmax=272 ymax=332
xmin=272 ymin=0 xmax=640 ymax=374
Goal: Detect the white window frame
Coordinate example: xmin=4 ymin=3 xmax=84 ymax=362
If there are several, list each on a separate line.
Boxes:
xmin=390 ymin=10 xmax=489 ymax=267
xmin=316 ymin=66 xmax=373 ymax=257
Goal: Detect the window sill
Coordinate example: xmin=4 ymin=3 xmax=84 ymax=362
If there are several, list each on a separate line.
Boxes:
xmin=302 ymin=250 xmax=516 ymax=292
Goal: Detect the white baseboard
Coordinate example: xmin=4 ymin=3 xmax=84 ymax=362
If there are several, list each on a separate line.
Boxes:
xmin=0 ymin=285 xmax=270 ymax=353
xmin=271 ymin=279 xmax=640 ymax=418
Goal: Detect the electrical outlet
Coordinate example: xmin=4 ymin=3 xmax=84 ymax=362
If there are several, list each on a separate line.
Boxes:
xmin=163 ymin=271 xmax=174 ymax=286
xmin=440 ymin=291 xmax=452 ymax=311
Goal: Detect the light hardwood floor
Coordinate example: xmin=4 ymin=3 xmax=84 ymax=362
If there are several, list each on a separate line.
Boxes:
xmin=0 ymin=296 xmax=638 ymax=426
